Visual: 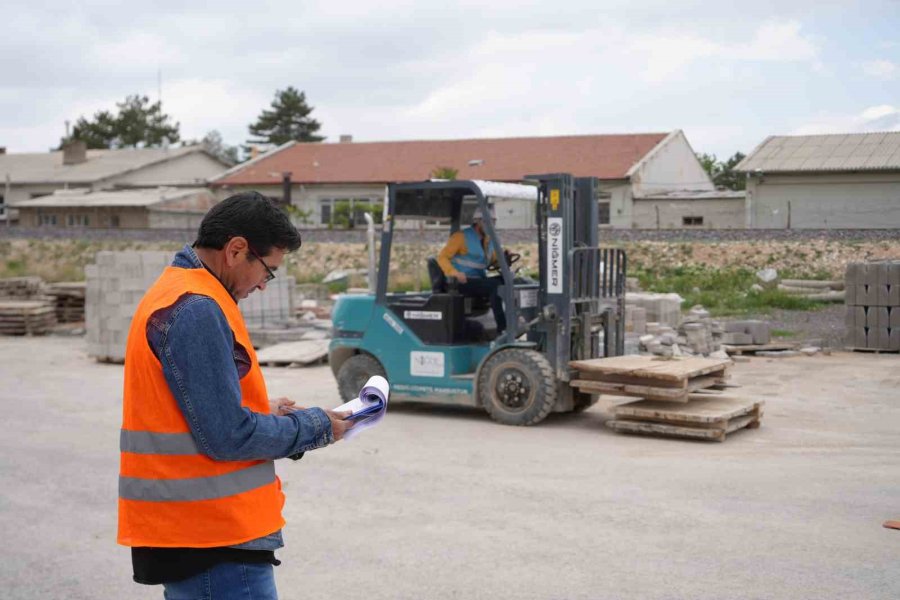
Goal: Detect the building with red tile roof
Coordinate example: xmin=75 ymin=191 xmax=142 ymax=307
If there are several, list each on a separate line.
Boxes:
xmin=212 ymin=130 xmax=740 ymax=228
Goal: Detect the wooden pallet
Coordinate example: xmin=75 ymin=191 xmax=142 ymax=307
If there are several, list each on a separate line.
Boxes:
xmin=722 ymin=343 xmax=795 ymax=355
xmin=569 ymin=356 xmax=731 ymax=403
xmin=0 ymin=300 xmax=57 ymax=335
xmin=255 ymin=340 xmax=330 ymax=367
xmin=0 ymin=276 xmax=43 ymax=298
xmin=607 ymin=395 xmax=765 ymax=442
xmin=45 ymin=282 xmax=86 ymax=322
xmin=847 ymin=347 xmax=900 ymax=354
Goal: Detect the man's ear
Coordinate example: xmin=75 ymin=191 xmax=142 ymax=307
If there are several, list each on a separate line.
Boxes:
xmin=223 ymin=236 xmax=249 ymax=267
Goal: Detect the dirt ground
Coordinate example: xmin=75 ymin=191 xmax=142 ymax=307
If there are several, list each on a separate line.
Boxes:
xmin=1 ymin=335 xmax=898 ymax=599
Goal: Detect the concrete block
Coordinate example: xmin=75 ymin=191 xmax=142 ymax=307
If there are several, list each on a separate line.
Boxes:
xmin=889 ymin=285 xmax=900 ymax=307
xmin=891 ymin=328 xmax=900 ymax=351
xmin=891 ymin=307 xmax=900 ymax=329
xmin=856 ymin=285 xmax=878 ymax=306
xmin=865 ymin=306 xmax=879 ymax=328
xmin=860 ymin=263 xmax=879 ymax=285
xmin=844 ymin=263 xmax=856 ymax=290
xmin=874 ymin=307 xmax=890 ymax=330
xmin=848 ymin=326 xmax=868 ymax=348
xmin=876 ymin=285 xmax=892 ymax=307
xmin=722 ymin=332 xmax=753 ymax=345
xmin=844 ymin=283 xmax=857 ymax=306
xmin=874 ymin=328 xmax=892 ymax=351
xmin=889 ymin=263 xmax=900 ymax=287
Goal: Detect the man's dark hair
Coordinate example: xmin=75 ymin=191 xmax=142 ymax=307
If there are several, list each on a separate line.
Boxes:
xmin=195 ymin=192 xmax=301 ymax=256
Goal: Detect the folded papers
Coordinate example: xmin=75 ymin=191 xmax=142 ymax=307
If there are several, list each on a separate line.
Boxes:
xmin=334 ymin=375 xmax=389 ymax=438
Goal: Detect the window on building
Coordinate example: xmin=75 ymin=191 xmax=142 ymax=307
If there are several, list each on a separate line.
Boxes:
xmin=110 ymin=215 xmax=120 ymax=228
xmin=683 ymin=216 xmax=704 ymax=226
xmin=66 ymin=214 xmax=90 ymax=227
xmin=598 ymin=202 xmax=611 ymax=225
xmin=596 ymin=191 xmax=612 ymax=226
xmin=39 ymin=213 xmax=58 ymax=226
xmin=0 ymin=193 xmax=5 ymax=217
xmin=320 ymin=199 xmax=333 ymax=225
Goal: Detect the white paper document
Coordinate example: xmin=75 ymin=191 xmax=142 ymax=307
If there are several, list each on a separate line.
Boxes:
xmin=334 ymin=375 xmax=390 ymax=438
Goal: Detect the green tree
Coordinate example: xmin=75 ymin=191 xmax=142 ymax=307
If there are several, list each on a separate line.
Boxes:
xmin=65 ymin=95 xmax=180 ymax=149
xmin=430 ymin=166 xmax=458 ymax=180
xmin=333 ymin=201 xmax=383 ymax=229
xmin=247 ymin=87 xmax=324 ymax=148
xmin=199 ymin=130 xmax=240 ymax=165
xmin=696 ymin=151 xmax=747 ymax=191
xmin=717 ymin=152 xmax=747 ymax=191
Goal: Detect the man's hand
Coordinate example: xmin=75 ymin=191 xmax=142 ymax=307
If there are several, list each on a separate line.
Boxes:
xmin=326 ymin=409 xmax=355 ymax=441
xmin=271 ymin=397 xmax=305 ymax=416
xmin=453 ymin=272 xmax=468 ymax=284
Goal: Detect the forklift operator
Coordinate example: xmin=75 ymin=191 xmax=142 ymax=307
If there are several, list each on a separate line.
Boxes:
xmin=436 ymin=207 xmax=507 ymax=334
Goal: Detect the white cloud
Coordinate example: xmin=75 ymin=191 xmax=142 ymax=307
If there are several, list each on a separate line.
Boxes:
xmin=862 ymin=59 xmax=898 ymax=80
xmin=733 ymin=21 xmax=817 ymax=61
xmin=791 ymin=105 xmax=900 ymax=135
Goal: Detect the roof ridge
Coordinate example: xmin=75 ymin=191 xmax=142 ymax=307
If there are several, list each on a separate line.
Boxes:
xmin=310 ymin=132 xmax=671 ymax=146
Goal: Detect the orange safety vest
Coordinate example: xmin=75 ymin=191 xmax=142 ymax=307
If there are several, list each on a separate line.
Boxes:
xmin=117 ymin=266 xmax=285 ymax=548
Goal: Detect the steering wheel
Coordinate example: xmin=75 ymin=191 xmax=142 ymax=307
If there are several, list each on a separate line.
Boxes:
xmin=488 ymin=251 xmax=522 ymax=272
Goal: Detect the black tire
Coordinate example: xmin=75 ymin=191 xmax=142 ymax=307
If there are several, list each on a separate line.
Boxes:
xmin=336 ymin=354 xmax=385 ymax=402
xmin=477 ymin=348 xmax=556 ymax=426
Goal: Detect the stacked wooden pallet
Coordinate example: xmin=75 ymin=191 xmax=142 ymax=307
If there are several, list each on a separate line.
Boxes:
xmin=569 ymin=355 xmax=764 ymax=442
xmin=0 ymin=276 xmax=43 ymax=298
xmin=45 ymin=282 xmax=86 ymax=323
xmin=0 ymin=300 xmax=57 ymax=335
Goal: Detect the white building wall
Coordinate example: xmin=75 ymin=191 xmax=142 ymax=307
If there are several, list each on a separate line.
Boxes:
xmin=632 ymin=199 xmax=745 ymax=229
xmin=747 ymin=172 xmax=900 ymax=228
xmin=629 ymin=130 xmax=714 ymax=196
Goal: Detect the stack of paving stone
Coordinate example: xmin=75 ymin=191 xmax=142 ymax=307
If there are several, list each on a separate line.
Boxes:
xmin=0 ymin=300 xmax=57 ymax=335
xmin=624 ymin=306 xmax=647 ymax=334
xmin=845 ymin=260 xmax=900 ymax=352
xmin=45 ymin=282 xmax=87 ymax=323
xmin=240 ymin=275 xmax=296 ymax=329
xmin=638 ymin=305 xmax=727 ymax=358
xmin=86 ymin=251 xmax=173 ymax=362
xmin=625 ymin=292 xmax=684 ymax=328
xmin=0 ymin=276 xmax=56 ymax=335
xmin=0 ymin=276 xmax=44 ymax=298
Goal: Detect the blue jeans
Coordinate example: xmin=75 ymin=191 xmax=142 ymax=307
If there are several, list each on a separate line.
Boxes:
xmin=162 ymin=562 xmax=277 ymax=600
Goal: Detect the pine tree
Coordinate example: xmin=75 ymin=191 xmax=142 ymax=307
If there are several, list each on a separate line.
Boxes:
xmin=247 ymin=87 xmax=325 ymax=147
xmin=64 ymin=95 xmax=180 ymax=149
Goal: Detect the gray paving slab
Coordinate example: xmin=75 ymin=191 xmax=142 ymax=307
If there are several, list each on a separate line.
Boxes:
xmin=2 ymin=337 xmax=900 ymax=600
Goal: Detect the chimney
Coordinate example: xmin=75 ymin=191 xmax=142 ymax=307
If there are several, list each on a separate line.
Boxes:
xmin=339 ymin=134 xmax=353 ymax=143
xmin=282 ymin=172 xmax=292 ymax=206
xmin=62 ymin=140 xmax=88 ymax=165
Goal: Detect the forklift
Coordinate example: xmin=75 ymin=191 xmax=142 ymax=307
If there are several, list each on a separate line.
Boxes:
xmin=328 ymin=173 xmax=626 ymax=426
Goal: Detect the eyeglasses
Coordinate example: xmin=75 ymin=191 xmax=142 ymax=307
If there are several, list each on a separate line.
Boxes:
xmin=248 ymin=247 xmax=277 ymax=283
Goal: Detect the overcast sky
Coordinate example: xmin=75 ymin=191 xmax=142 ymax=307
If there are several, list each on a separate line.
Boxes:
xmin=2 ymin=0 xmax=898 ymax=159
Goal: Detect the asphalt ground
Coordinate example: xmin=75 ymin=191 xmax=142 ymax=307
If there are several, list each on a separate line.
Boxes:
xmin=1 ymin=336 xmax=898 ymax=599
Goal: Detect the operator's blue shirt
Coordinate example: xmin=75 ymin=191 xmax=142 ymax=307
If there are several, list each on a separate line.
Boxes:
xmin=145 ymin=244 xmax=333 ymax=551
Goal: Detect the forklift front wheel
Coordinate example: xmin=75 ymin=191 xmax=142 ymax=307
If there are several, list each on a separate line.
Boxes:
xmin=477 ymin=348 xmax=556 ymax=426
xmin=336 ymin=353 xmax=386 ymax=402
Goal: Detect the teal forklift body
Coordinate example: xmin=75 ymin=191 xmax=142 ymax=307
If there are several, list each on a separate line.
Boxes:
xmin=330 ymin=293 xmax=494 ymax=406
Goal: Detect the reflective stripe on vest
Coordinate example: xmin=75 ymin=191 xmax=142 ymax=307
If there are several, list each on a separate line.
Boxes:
xmin=119 ymin=462 xmax=276 ymax=502
xmin=120 ymin=429 xmax=199 ymax=455
xmin=451 ymin=227 xmax=490 ymax=277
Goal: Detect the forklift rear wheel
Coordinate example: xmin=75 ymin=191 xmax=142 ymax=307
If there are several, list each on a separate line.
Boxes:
xmin=336 ymin=354 xmax=386 ymax=402
xmin=478 ymin=348 xmax=556 ymax=426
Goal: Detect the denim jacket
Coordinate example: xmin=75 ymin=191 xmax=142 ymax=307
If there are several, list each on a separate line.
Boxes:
xmin=145 ymin=244 xmax=333 ymax=550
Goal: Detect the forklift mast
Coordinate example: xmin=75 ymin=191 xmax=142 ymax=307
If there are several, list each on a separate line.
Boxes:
xmin=528 ymin=173 xmax=626 ymax=381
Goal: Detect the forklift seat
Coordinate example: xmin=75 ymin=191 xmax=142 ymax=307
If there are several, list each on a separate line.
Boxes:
xmin=426 ymin=257 xmax=448 ymax=293
xmin=426 ymin=257 xmax=492 ymax=317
